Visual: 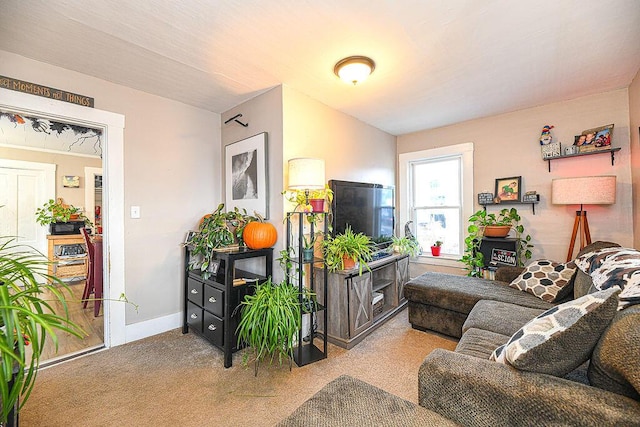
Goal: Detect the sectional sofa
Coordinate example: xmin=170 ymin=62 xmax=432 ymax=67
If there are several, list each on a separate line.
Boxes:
xmin=404 ymin=241 xmax=640 ymax=426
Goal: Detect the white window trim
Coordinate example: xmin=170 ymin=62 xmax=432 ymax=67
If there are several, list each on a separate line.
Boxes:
xmin=399 ymin=143 xmax=474 ymax=267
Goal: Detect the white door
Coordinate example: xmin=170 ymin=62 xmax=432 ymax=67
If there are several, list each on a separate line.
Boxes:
xmin=0 ymin=159 xmax=55 ymax=254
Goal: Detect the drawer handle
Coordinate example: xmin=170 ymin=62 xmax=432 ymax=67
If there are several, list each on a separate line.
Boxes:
xmin=208 ymin=297 xmax=217 ymax=303
xmin=190 ymin=313 xmax=198 ymax=319
xmin=208 ymin=324 xmax=217 ymax=331
xmin=190 ymin=289 xmax=198 ymax=294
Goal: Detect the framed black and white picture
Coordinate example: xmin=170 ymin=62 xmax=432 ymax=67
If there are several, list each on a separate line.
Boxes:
xmin=225 ymin=132 xmax=268 ymax=218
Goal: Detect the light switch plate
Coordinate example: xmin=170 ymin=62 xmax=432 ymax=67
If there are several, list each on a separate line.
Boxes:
xmin=130 ymin=206 xmax=141 ymax=219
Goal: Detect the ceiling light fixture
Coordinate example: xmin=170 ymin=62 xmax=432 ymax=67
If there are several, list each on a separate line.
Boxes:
xmin=334 ymin=56 xmax=375 ymax=85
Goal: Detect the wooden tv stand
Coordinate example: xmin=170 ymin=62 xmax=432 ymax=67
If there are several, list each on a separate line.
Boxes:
xmin=316 ymin=253 xmax=409 ymax=349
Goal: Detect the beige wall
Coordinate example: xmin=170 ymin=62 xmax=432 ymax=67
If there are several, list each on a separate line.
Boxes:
xmin=0 ymin=50 xmax=221 ymax=326
xmin=398 ymin=89 xmax=634 ymax=267
xmin=629 ymin=68 xmax=640 ymax=249
xmin=0 ymin=146 xmax=101 ymax=208
xmin=282 ymin=85 xmax=396 ymax=188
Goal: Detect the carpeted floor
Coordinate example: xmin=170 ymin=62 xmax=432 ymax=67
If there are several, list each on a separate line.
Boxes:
xmin=20 ymin=308 xmax=456 ymax=426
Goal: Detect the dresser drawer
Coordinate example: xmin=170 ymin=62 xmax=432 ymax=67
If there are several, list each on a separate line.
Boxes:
xmin=187 ymin=277 xmax=204 ymax=306
xmin=186 ymin=302 xmax=203 ymax=333
xmin=203 ymin=311 xmax=224 ymax=347
xmin=204 ymin=285 xmax=224 ymax=317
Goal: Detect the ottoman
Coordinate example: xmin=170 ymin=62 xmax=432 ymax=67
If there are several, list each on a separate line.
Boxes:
xmin=276 ymin=374 xmax=459 ymax=426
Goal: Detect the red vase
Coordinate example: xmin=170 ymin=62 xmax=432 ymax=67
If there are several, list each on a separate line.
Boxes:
xmin=309 ymin=199 xmax=324 ymax=213
xmin=430 ymin=246 xmax=441 ymax=256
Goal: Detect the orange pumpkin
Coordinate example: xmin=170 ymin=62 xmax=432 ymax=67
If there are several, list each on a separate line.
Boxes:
xmin=243 ymin=220 xmax=277 ymax=249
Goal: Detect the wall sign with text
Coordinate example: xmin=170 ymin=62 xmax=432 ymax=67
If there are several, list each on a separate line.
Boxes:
xmin=0 ymin=75 xmax=94 ymax=107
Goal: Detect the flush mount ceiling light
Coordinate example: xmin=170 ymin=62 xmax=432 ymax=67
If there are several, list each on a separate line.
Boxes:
xmin=334 ymin=56 xmax=375 ymax=85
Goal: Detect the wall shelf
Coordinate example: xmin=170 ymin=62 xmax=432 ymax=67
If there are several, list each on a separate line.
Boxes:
xmin=543 ymin=147 xmax=620 ymax=172
xmin=479 ymin=197 xmax=540 ymax=215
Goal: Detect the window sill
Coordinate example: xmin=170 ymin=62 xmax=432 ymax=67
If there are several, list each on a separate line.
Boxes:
xmin=411 ymin=254 xmax=464 ymax=269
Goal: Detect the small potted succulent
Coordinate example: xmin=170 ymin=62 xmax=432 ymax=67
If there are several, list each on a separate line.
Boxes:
xmin=430 ymin=241 xmax=443 ymax=256
xmin=302 ymin=233 xmax=318 ymax=262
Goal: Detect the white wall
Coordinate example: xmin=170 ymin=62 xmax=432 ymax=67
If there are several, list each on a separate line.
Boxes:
xmin=0 ymin=50 xmax=221 ymax=331
xmin=629 ymin=68 xmax=640 ymax=249
xmin=398 ymin=88 xmax=634 ymax=268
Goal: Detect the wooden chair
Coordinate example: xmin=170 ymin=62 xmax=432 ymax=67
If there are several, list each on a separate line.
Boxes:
xmin=80 ymin=228 xmax=102 ymax=316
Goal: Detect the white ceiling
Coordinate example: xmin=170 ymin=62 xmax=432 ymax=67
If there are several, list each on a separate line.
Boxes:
xmin=1 ymin=0 xmax=639 ymax=136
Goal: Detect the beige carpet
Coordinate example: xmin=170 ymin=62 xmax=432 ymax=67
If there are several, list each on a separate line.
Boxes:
xmin=20 ymin=308 xmax=456 ymax=427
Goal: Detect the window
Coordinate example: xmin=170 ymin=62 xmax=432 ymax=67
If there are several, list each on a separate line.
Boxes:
xmin=399 ymin=143 xmax=473 ymax=261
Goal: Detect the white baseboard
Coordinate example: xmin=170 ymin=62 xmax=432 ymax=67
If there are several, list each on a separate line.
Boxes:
xmin=124 ymin=311 xmax=182 ymax=343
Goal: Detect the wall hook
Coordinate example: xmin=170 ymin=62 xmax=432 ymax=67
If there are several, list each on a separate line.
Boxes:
xmin=224 ymin=113 xmax=248 ymax=127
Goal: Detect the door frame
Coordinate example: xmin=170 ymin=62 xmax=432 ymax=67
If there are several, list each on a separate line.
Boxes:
xmin=1 ymin=88 xmax=126 ymax=348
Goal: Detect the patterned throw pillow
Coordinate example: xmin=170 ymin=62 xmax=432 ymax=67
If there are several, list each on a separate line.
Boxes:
xmin=575 ymin=247 xmax=640 ymax=310
xmin=509 ymin=259 xmax=577 ymax=302
xmin=490 ymin=287 xmax=620 ymax=376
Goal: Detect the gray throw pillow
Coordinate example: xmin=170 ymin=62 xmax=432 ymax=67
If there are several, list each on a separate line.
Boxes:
xmin=575 ymin=247 xmax=640 ymax=310
xmin=509 ymin=259 xmax=577 ymax=302
xmin=490 ymin=287 xmax=620 ymax=376
xmin=588 ymin=305 xmax=640 ymax=400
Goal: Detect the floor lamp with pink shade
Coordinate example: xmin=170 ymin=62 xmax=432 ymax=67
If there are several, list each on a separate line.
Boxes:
xmin=552 ymin=175 xmax=616 ymax=262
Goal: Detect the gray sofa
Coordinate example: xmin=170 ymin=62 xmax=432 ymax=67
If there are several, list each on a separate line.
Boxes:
xmin=404 ymin=241 xmax=640 ymax=426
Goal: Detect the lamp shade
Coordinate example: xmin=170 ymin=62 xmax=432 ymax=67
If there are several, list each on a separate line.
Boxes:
xmin=288 ymin=158 xmax=325 ymax=190
xmin=551 ymin=175 xmax=616 ymax=205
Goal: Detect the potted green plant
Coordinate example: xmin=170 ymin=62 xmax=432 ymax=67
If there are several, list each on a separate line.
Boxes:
xmin=307 ymin=185 xmax=334 ymax=213
xmin=0 ymin=237 xmax=85 ymax=424
xmin=35 ymin=198 xmax=92 ymax=234
xmin=188 ymin=203 xmax=257 ymax=279
xmin=430 ymin=240 xmax=443 ymax=256
xmin=460 ymin=208 xmax=533 ymax=277
xmin=302 ymin=233 xmax=317 ymax=262
xmin=235 ymin=278 xmax=301 ymax=376
xmin=323 ymin=226 xmax=373 ymax=275
xmin=282 ymin=185 xmax=334 ymax=214
xmin=391 ymin=235 xmax=421 ymax=256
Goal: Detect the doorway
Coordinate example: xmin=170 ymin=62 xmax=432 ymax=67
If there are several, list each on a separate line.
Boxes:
xmin=1 ymin=88 xmax=127 ymax=353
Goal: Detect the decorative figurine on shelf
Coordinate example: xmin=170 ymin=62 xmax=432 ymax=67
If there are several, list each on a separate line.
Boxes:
xmin=539 ymin=125 xmax=554 ymax=145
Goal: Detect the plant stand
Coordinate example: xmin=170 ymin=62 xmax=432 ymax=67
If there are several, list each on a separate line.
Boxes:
xmin=285 ymin=211 xmax=328 ymax=366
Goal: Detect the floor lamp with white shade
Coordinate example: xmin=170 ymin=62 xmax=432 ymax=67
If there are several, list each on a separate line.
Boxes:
xmin=552 ymin=175 xmax=616 ymax=262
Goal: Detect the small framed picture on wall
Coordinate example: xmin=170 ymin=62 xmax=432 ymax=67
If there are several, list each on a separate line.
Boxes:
xmin=495 ymin=176 xmax=522 ymax=202
xmin=62 ymin=175 xmax=80 ymax=188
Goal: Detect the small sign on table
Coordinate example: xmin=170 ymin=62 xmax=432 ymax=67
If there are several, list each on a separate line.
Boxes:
xmin=491 ymin=248 xmax=517 ymax=266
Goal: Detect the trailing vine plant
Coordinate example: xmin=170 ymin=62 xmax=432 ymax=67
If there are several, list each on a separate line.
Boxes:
xmin=460 ymin=208 xmax=533 ymax=277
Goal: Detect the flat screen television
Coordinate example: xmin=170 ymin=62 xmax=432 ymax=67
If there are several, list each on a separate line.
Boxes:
xmin=329 ymin=180 xmax=395 ymax=241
